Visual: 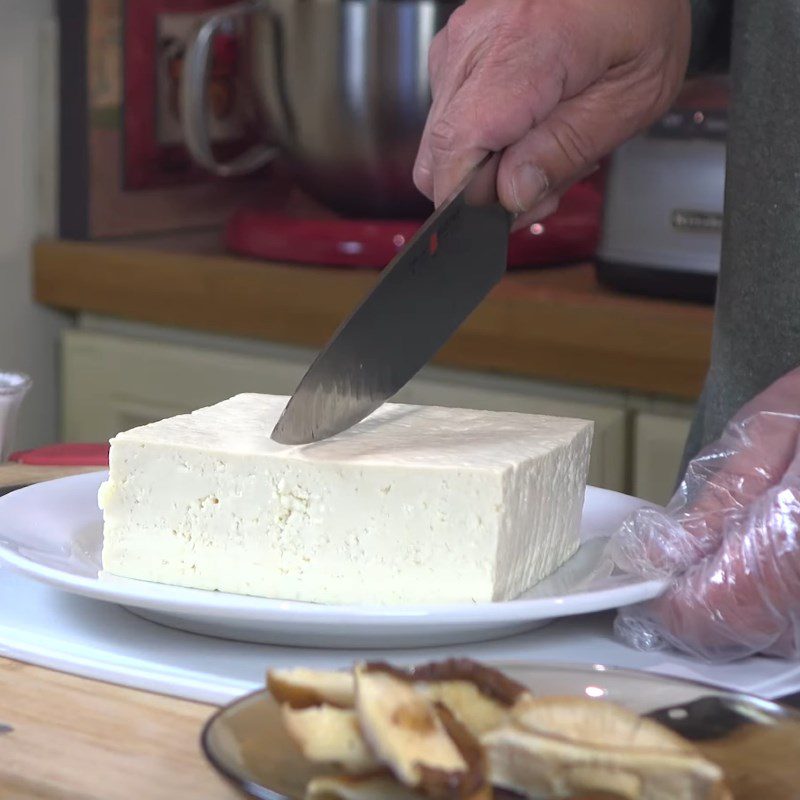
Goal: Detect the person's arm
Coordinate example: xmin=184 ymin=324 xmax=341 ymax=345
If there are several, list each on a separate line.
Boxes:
xmin=689 ymin=0 xmax=732 ymax=74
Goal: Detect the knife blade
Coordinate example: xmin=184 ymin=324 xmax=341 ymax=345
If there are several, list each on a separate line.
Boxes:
xmin=271 ymin=153 xmax=512 ymax=444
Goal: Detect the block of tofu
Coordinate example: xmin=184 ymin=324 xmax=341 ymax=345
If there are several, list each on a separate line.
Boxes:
xmin=98 ymin=394 xmax=593 ymax=605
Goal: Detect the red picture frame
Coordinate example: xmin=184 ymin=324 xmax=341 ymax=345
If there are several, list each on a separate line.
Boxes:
xmin=123 ymin=0 xmax=257 ymax=190
xmin=59 ymin=0 xmax=285 ymax=240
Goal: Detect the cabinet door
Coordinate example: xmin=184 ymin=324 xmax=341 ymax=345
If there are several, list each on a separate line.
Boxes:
xmin=633 ymin=412 xmax=692 ymax=505
xmin=395 ymin=376 xmax=627 ymax=492
xmin=61 ymin=330 xmax=310 ymax=441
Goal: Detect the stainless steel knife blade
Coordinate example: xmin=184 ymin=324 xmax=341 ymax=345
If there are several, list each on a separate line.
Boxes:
xmin=271 ymin=153 xmax=511 ymax=444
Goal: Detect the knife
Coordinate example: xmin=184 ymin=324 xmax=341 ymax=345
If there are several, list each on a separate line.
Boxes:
xmin=271 ymin=153 xmax=512 ymax=445
xmin=644 ymin=694 xmax=799 ymax=741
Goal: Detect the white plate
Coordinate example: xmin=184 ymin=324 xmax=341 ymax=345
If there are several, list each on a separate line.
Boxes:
xmin=202 ymin=662 xmax=800 ymax=800
xmin=0 ymin=472 xmax=666 ymax=648
xmin=7 ymin=566 xmax=800 ymax=705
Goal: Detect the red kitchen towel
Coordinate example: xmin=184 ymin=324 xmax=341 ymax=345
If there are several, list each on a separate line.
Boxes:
xmin=9 ymin=443 xmax=110 ymax=466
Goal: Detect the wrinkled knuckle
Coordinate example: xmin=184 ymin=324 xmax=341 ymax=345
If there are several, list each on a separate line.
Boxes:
xmin=547 ymin=118 xmax=593 ymax=171
xmin=476 ymin=47 xmax=564 ymax=125
xmin=512 ymin=74 xmax=558 ymax=125
xmin=470 ymin=104 xmax=502 ymax=146
xmin=412 ymin=160 xmax=432 ymax=194
xmin=429 ymin=117 xmax=460 ymax=158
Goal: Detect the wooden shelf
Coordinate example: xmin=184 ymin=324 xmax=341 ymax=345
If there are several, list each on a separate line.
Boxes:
xmin=34 ymin=233 xmax=713 ymax=400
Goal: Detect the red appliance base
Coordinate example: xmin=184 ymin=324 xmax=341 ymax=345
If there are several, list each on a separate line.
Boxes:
xmin=225 ymin=182 xmax=601 ymax=269
xmin=9 ymin=443 xmax=110 ymax=467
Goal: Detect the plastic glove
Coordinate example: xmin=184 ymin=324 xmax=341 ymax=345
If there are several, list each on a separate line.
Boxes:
xmin=608 ymin=366 xmax=800 ymax=662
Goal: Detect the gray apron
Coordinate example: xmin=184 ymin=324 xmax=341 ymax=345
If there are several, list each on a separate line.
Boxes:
xmin=682 ymin=0 xmax=800 ymax=467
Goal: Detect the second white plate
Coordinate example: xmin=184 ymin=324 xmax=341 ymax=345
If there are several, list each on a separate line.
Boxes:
xmin=0 ymin=472 xmax=666 ymax=648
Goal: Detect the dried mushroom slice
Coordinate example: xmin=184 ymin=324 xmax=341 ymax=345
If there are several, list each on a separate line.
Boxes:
xmin=511 ymin=696 xmax=696 ymax=752
xmin=421 ymin=681 xmax=512 ymax=737
xmin=268 ymin=667 xmax=355 ymax=709
xmin=409 ymin=659 xmax=530 ymax=707
xmin=305 ymin=773 xmax=427 ymax=800
xmin=282 ymin=704 xmax=380 ymax=774
xmin=414 ymin=660 xmax=532 ymax=738
xmin=484 ymin=696 xmax=731 ymax=800
xmin=365 ymin=659 xmax=533 ymax=738
xmin=424 ymin=703 xmax=492 ymax=800
xmin=355 ymin=664 xmax=487 ymax=799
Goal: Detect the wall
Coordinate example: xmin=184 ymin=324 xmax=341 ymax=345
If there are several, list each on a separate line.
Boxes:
xmin=0 ymin=0 xmax=65 ymax=450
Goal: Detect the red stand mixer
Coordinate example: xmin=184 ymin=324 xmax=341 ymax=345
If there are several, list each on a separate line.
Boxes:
xmin=224 ymin=181 xmax=601 ymax=269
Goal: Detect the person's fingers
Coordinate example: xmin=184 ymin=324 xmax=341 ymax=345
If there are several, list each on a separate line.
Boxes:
xmin=511 ymin=195 xmax=562 ymax=232
xmin=413 ymin=30 xmax=455 ymax=200
xmin=612 ymin=367 xmax=800 ymax=580
xmin=415 ymin=2 xmax=571 ymax=206
xmin=495 ymin=73 xmax=665 ymax=215
xmin=425 ymin=64 xmax=565 ymax=207
xmin=415 ymin=0 xmax=691 ymax=210
xmin=672 ymin=368 xmax=800 ymax=565
xmin=510 ymin=163 xmax=600 ymax=231
xmin=621 ymin=480 xmax=800 ymax=662
xmin=618 ymin=435 xmax=800 ymax=662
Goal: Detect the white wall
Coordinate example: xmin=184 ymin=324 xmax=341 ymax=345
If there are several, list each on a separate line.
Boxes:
xmin=0 ymin=0 xmax=65 ymax=450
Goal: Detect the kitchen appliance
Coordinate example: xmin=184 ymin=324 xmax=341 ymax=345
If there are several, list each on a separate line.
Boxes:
xmin=223 ymin=181 xmax=601 ymax=269
xmin=0 ymin=373 xmax=31 ymax=462
xmin=183 ymin=0 xmax=458 ymax=218
xmin=182 ymin=0 xmax=602 ymax=269
xmin=272 ymin=154 xmax=510 ymax=444
xmin=9 ymin=443 xmax=110 ymax=466
xmin=596 ymin=76 xmax=728 ymax=303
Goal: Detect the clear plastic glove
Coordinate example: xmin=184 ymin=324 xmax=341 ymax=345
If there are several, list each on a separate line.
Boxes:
xmin=413 ymin=0 xmax=691 ymax=229
xmin=608 ymin=367 xmax=800 ymax=662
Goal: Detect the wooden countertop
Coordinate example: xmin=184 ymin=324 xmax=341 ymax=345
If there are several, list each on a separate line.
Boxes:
xmin=33 ymin=233 xmax=714 ymax=400
xmin=0 ymin=464 xmax=237 ymax=799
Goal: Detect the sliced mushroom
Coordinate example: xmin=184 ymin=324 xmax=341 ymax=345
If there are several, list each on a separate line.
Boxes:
xmin=409 ymin=659 xmax=530 ymax=707
xmin=484 ymin=696 xmax=731 ymax=800
xmin=368 ymin=659 xmax=533 ymax=738
xmin=424 ymin=702 xmax=492 ymax=800
xmin=355 ymin=663 xmax=491 ymax=798
xmin=282 ymin=704 xmax=380 ymax=774
xmin=421 ymin=680 xmax=518 ymax=737
xmin=305 ymin=773 xmax=427 ymax=800
xmin=268 ymin=667 xmax=355 ymax=709
xmin=269 ymin=659 xmax=529 ymax=737
xmin=511 ymin=696 xmax=696 ymax=751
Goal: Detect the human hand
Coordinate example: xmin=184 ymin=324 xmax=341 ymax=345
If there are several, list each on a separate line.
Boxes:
xmin=413 ymin=0 xmax=691 ymax=230
xmin=609 ymin=367 xmax=800 ymax=662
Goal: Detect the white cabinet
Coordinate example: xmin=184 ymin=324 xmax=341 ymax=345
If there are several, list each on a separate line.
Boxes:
xmin=63 ymin=324 xmax=697 ymax=500
xmin=61 ymin=329 xmax=310 ymax=439
xmin=632 ymin=412 xmax=693 ymax=505
xmin=61 ymin=328 xmax=628 ymax=491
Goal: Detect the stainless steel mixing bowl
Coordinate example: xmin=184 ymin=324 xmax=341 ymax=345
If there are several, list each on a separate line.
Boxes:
xmin=182 ymin=0 xmax=459 ymax=217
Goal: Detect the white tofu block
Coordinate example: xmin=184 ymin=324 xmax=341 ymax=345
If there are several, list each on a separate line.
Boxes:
xmin=99 ymin=394 xmax=593 ymax=605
